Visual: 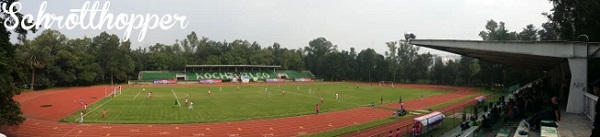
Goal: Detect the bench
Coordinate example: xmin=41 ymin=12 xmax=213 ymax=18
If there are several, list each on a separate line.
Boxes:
xmin=495 ymin=128 xmax=510 ymax=137
xmin=541 ymin=126 xmax=559 ymax=137
xmin=459 ymin=126 xmax=479 ymax=137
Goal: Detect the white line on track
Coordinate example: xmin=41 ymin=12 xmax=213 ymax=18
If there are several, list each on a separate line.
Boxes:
xmin=61 ymin=124 xmax=81 ymax=137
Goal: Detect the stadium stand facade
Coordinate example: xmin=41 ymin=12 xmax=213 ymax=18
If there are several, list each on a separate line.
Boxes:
xmin=135 ymin=65 xmax=315 ymax=83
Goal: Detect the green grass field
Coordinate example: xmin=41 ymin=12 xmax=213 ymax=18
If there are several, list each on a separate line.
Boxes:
xmin=62 ymin=83 xmax=449 ymax=124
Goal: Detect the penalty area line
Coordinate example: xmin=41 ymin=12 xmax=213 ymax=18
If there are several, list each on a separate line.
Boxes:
xmin=132 ymin=90 xmax=142 ymax=100
xmin=83 ymin=88 xmax=131 ymax=118
xmin=172 ymin=89 xmax=182 ymax=107
xmin=83 ymin=97 xmax=112 ymax=117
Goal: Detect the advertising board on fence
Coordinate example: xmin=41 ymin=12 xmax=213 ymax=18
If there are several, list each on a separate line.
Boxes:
xmin=266 ymin=78 xmax=285 ymax=82
xmin=294 ymin=78 xmax=312 ymax=82
xmin=154 ymin=80 xmax=177 ymax=84
xmin=241 ymin=75 xmax=250 ymax=83
xmin=241 ymin=78 xmax=250 ymax=83
xmin=199 ymin=79 xmax=222 ymax=84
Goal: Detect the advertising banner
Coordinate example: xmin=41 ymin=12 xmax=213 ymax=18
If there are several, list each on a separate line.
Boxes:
xmin=241 ymin=78 xmax=250 ymax=83
xmin=199 ymin=79 xmax=222 ymax=84
xmin=266 ymin=78 xmax=285 ymax=82
xmin=241 ymin=75 xmax=250 ymax=83
xmin=294 ymin=78 xmax=312 ymax=82
xmin=153 ymin=79 xmax=177 ymax=84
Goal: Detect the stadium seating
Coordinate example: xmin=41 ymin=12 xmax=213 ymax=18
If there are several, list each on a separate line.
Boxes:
xmin=281 ymin=70 xmax=314 ymax=79
xmin=187 ymin=71 xmax=278 ymax=80
xmin=140 ymin=71 xmax=178 ymax=81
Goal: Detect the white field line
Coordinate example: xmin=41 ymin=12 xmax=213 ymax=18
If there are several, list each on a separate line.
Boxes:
xmin=83 ymin=88 xmax=127 ymax=117
xmin=272 ymin=87 xmax=364 ymax=106
xmin=132 ymin=89 xmax=142 ymax=100
xmin=172 ymin=89 xmax=181 ymax=107
xmin=83 ymin=97 xmax=112 ymax=117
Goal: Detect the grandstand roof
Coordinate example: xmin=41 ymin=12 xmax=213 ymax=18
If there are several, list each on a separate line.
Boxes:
xmin=185 ymin=65 xmax=281 ymax=68
xmin=409 ymin=39 xmax=600 ymax=70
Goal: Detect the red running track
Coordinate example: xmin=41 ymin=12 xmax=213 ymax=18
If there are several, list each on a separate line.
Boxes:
xmin=341 ymin=86 xmax=483 ymax=137
xmin=0 ymin=83 xmax=480 ymax=137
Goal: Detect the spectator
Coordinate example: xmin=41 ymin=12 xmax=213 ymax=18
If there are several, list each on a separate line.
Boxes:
xmin=481 ymin=114 xmax=490 ymax=128
xmin=591 ymin=79 xmax=600 ymax=137
xmin=523 ymin=95 xmax=560 ymax=131
xmin=460 ymin=121 xmax=470 ymax=131
xmin=411 ymin=125 xmax=420 ymax=137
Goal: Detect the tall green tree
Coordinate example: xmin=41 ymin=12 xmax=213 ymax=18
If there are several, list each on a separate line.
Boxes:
xmin=0 ymin=0 xmax=37 ymax=127
xmin=397 ymin=42 xmax=418 ymax=82
xmin=479 ymin=20 xmax=518 ymax=41
xmin=0 ymin=24 xmax=26 ymax=127
xmin=93 ymin=32 xmax=134 ymax=84
xmin=319 ymin=51 xmax=348 ymax=81
xmin=304 ymin=37 xmax=335 ymax=76
xmin=443 ymin=60 xmax=460 ymax=85
xmin=431 ymin=56 xmax=445 ymax=84
xmin=458 ymin=57 xmax=480 ymax=85
xmin=545 ymin=0 xmax=600 ymax=41
xmin=385 ymin=41 xmax=399 ymax=82
xmin=478 ymin=20 xmax=518 ymax=87
xmin=17 ymin=40 xmax=49 ymax=90
xmin=408 ymin=53 xmax=433 ymax=83
xmin=347 ymin=47 xmax=358 ymax=80
xmin=518 ymin=24 xmax=539 ymax=41
xmin=67 ymin=37 xmax=100 ymax=85
xmin=357 ymin=48 xmax=381 ymax=82
xmin=538 ymin=22 xmax=558 ymax=41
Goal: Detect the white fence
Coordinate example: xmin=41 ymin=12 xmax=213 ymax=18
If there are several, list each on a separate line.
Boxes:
xmin=584 ymin=92 xmax=598 ymax=121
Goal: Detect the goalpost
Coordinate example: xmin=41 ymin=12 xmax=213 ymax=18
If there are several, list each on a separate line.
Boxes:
xmin=105 ymin=85 xmax=121 ymax=97
xmin=379 ymin=81 xmax=394 ymax=87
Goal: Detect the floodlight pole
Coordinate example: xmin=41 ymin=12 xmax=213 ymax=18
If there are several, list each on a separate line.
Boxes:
xmin=369 ymin=67 xmax=371 ymax=85
xmin=369 ymin=65 xmax=376 ymax=85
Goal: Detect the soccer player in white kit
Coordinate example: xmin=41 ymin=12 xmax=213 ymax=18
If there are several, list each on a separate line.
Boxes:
xmin=79 ymin=111 xmax=84 ymax=124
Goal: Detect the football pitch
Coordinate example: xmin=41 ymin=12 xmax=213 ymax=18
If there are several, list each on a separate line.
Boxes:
xmin=62 ymin=83 xmax=449 ymax=124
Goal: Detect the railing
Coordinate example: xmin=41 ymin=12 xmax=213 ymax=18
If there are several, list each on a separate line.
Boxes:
xmin=369 ymin=95 xmax=494 ymax=137
xmin=584 ymin=92 xmax=598 ymax=121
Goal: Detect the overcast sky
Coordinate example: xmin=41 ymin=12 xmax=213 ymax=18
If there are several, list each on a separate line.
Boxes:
xmin=15 ymin=0 xmax=553 ymax=56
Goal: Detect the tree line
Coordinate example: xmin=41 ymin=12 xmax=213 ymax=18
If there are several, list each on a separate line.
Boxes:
xmin=16 ymin=19 xmax=556 ymax=90
xmin=2 ymin=0 xmax=599 ymax=127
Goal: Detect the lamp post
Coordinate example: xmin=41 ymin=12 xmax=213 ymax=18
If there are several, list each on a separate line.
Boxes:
xmin=369 ymin=67 xmax=371 ymax=85
xmin=369 ymin=65 xmax=376 ymax=85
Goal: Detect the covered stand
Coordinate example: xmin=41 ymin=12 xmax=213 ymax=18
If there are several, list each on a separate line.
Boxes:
xmin=412 ymin=111 xmax=445 ymax=135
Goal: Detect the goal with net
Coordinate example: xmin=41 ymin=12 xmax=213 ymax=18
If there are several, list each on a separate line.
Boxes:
xmin=379 ymin=81 xmax=394 ymax=87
